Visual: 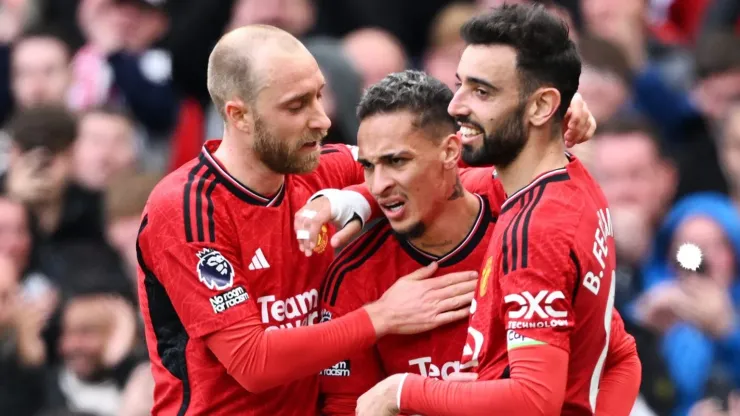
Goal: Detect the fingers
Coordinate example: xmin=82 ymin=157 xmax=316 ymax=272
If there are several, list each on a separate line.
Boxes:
xmin=399 ymin=262 xmax=439 ymax=281
xmin=435 ymin=290 xmax=475 ymax=312
xmin=433 ymin=307 xmax=471 ymax=327
xmin=331 ymin=219 xmax=362 ymax=248
xmin=295 ymin=199 xmax=333 ymax=256
xmin=426 ymin=270 xmax=477 ymax=289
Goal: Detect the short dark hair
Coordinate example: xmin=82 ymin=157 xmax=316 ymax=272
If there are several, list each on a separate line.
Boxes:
xmin=7 ymin=105 xmax=78 ymax=154
xmin=596 ymin=116 xmax=672 ymax=160
xmin=461 ymin=4 xmax=581 ymax=120
xmin=356 ymin=70 xmax=456 ymax=137
xmin=695 ymin=31 xmax=740 ymax=79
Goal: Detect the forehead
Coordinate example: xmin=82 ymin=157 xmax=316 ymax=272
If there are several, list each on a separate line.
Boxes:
xmin=596 ymin=133 xmax=657 ymax=161
xmin=457 ymin=44 xmax=518 ymax=86
xmin=255 ymin=48 xmax=325 ymax=102
xmin=13 ymin=38 xmax=66 ymax=62
xmin=357 ymin=111 xmax=437 ymax=159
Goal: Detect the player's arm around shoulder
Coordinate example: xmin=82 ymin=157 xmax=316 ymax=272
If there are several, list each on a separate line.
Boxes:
xmin=313 ymin=144 xmax=364 ymax=189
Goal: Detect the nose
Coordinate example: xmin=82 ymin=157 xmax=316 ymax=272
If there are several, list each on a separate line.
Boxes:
xmin=309 ymin=106 xmax=332 ymax=132
xmin=369 ymin=166 xmax=394 ymax=197
xmin=448 ymin=90 xmax=470 ymax=119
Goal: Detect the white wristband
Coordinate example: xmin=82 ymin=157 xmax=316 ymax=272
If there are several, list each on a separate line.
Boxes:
xmin=309 ymin=189 xmax=372 ymax=228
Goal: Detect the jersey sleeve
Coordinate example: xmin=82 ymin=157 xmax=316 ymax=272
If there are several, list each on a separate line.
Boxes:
xmin=500 ymin=223 xmax=578 ymax=354
xmin=316 ymin=144 xmax=364 ymax=189
xmin=139 ymin=198 xmax=260 ymax=339
xmin=320 ymin=260 xmax=386 ymax=415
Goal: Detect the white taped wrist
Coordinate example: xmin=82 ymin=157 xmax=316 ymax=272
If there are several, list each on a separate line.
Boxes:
xmin=309 ymin=189 xmax=371 ymax=228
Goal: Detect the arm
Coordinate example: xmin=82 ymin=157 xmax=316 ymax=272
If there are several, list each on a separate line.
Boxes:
xmin=320 ymin=301 xmax=387 ymax=415
xmin=399 ymin=345 xmax=568 ymax=416
xmin=595 ymin=311 xmax=642 ymax=416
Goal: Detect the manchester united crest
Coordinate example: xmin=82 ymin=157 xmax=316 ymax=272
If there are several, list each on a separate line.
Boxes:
xmin=314 ymin=225 xmax=329 ymax=253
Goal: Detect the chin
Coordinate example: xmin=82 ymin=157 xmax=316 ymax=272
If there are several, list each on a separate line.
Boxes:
xmin=392 ymin=220 xmax=425 ymax=239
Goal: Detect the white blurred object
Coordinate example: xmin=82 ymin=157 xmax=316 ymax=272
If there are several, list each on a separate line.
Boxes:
xmin=631 ymin=395 xmax=658 ymax=416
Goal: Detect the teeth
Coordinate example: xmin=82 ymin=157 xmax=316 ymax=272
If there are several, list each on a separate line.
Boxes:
xmin=459 ymin=126 xmax=482 ymax=137
xmin=383 ymin=202 xmax=404 ymax=212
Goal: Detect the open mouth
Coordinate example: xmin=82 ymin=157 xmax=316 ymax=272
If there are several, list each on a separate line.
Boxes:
xmin=378 ymin=197 xmax=406 ymax=219
xmin=301 ymin=141 xmax=319 ymax=149
xmin=458 ymin=124 xmax=484 ymax=143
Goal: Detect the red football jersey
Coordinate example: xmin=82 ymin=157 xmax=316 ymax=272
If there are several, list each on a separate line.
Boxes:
xmin=136 ymin=140 xmax=363 ymax=415
xmin=319 ymin=192 xmax=504 ymax=415
xmin=461 ymin=155 xmax=617 ymax=415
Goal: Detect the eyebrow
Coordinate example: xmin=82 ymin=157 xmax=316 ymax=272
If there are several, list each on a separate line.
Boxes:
xmin=279 ymin=82 xmax=326 ymax=105
xmin=357 ymin=150 xmax=413 ymax=165
xmin=456 ymin=73 xmax=499 ymax=91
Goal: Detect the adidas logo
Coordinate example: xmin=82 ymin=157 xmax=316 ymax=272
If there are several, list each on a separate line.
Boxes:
xmin=248 ymin=248 xmax=270 ymax=270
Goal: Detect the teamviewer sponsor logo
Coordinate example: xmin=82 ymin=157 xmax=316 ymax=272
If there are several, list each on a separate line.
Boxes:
xmin=504 ymin=290 xmax=569 ymax=329
xmin=321 ymin=360 xmax=350 ymax=377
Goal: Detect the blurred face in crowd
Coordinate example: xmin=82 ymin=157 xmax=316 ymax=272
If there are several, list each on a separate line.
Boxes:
xmin=672 ymin=216 xmax=736 ymax=289
xmin=114 ymin=1 xmax=168 ymax=52
xmin=358 ymin=111 xmax=460 ymax=237
xmin=236 ymin=46 xmax=331 ymax=174
xmin=9 ymin=147 xmax=74 ymax=204
xmin=581 ymin=0 xmax=644 ymax=38
xmin=425 ymin=45 xmax=465 ymax=91
xmin=0 ymin=197 xmax=31 ymax=273
xmin=343 ymin=29 xmax=406 ymax=89
xmin=11 ymin=36 xmax=71 ymax=108
xmin=449 ymin=45 xmax=529 ymax=167
xmin=74 ymin=111 xmax=136 ymax=190
xmin=695 ymin=70 xmax=740 ymax=123
xmin=721 ymin=104 xmax=740 ymax=195
xmin=578 ymin=66 xmax=628 ymax=123
xmin=592 ymin=131 xmax=675 ymax=225
xmin=60 ymin=296 xmax=110 ymax=380
xmin=0 ymin=257 xmax=19 ymax=329
xmin=229 ymin=0 xmax=314 ymax=36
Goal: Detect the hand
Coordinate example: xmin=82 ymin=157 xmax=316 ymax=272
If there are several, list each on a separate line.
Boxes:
xmin=689 ymin=398 xmax=729 ymax=416
xmin=294 ymin=196 xmax=362 ymax=256
xmin=6 ymin=148 xmax=55 ymax=205
xmin=101 ymin=295 xmax=138 ymax=367
xmin=674 ymin=277 xmax=736 ymax=338
xmin=563 ymin=92 xmax=597 ymax=148
xmin=635 ymin=282 xmax=684 ymax=333
xmin=356 ymin=373 xmax=405 ymax=416
xmin=365 ymin=262 xmax=477 ymax=337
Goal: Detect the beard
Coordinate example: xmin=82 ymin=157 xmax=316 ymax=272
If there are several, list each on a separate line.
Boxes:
xmin=459 ymin=100 xmax=529 ymax=168
xmin=252 ymin=114 xmax=325 ymax=174
xmin=394 ymin=221 xmax=426 ymax=240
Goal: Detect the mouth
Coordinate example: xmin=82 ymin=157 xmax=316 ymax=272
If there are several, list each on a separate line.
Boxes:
xmin=377 ymin=197 xmax=407 ymax=220
xmin=457 ymin=123 xmax=484 ymax=144
xmin=300 ymin=141 xmax=320 ymax=150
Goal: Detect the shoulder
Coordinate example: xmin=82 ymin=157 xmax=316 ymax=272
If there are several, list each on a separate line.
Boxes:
xmin=321 ymin=219 xmax=394 ymax=307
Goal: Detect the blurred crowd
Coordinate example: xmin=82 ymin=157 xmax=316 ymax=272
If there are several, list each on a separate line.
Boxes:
xmin=0 ymin=0 xmax=738 ymax=415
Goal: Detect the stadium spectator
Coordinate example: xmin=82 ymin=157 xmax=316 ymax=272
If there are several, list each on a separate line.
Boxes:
xmin=636 ymin=193 xmax=740 ymax=415
xmin=0 ymin=254 xmax=50 ymax=416
xmin=104 ymin=172 xmax=160 ymax=282
xmin=73 ymin=105 xmax=137 ymax=191
xmin=42 ymin=291 xmax=141 ymax=416
xmin=0 ymin=195 xmax=31 ymax=276
xmin=71 ymin=0 xmax=176 ymax=134
xmin=423 ymin=2 xmax=477 ymax=90
xmin=693 ymin=32 xmax=740 ymax=127
xmin=720 ymin=102 xmax=740 ymax=210
xmin=1 ymin=106 xmax=105 ymax=244
xmin=342 ymin=28 xmax=407 ymax=89
xmin=10 ymin=29 xmax=72 ymax=111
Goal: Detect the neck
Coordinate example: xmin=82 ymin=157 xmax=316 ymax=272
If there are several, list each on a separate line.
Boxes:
xmin=33 ymin=199 xmax=63 ymax=236
xmin=498 ymin=128 xmax=568 ymax=197
xmin=213 ymin=129 xmax=284 ymax=197
xmin=410 ymin=189 xmax=481 ymax=257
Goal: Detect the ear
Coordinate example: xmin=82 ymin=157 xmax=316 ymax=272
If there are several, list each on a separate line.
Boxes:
xmin=224 ymin=99 xmax=253 ymax=134
xmin=527 ymin=87 xmax=561 ymax=127
xmin=440 ymin=133 xmax=462 ymax=170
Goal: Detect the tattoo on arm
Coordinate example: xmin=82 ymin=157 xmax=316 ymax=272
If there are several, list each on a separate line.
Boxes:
xmin=448 ymin=177 xmax=463 ymax=200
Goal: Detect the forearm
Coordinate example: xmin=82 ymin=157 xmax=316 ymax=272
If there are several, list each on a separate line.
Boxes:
xmin=400 ymin=346 xmax=567 ymax=416
xmin=206 ymin=309 xmax=376 ymax=393
xmin=596 ymin=340 xmax=642 ymax=416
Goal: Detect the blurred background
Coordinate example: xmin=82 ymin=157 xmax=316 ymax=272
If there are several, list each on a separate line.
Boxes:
xmin=0 ymin=0 xmax=737 ymax=415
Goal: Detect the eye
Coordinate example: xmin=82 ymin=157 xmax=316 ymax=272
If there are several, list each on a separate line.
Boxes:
xmin=389 ymin=157 xmax=406 ymax=166
xmin=454 ymin=82 xmax=462 ymax=91
xmin=474 ymin=88 xmax=488 ymax=98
